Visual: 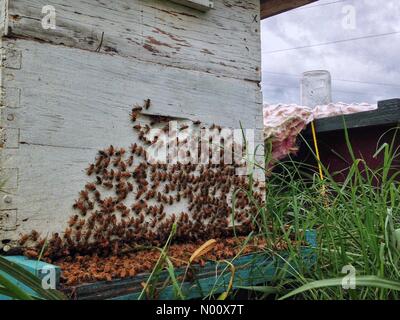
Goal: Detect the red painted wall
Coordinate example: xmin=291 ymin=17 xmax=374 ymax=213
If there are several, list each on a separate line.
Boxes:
xmin=295 ymin=124 xmax=400 ymax=182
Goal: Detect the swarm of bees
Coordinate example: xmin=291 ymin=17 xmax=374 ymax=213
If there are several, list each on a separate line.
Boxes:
xmin=58 ymin=235 xmax=286 ymax=287
xmin=20 ymin=99 xmax=267 ymax=280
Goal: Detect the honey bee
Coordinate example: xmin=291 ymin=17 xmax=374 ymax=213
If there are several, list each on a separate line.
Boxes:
xmin=142 ymin=124 xmax=150 ymax=134
xmin=94 ymin=190 xmax=101 ymax=201
xmin=151 ymin=136 xmax=159 ymax=144
xmin=132 ymin=218 xmax=141 ymax=229
xmin=144 ymin=98 xmax=151 ymax=110
xmin=72 ymin=200 xmax=87 ymax=214
xmin=126 ymin=156 xmax=134 ymax=167
xmin=77 ymin=219 xmax=86 ymax=229
xmin=136 ymin=188 xmax=145 ymax=200
xmin=19 ymin=234 xmax=30 ymax=246
xmin=114 ymin=170 xmax=121 ymax=182
xmin=79 ymin=190 xmax=89 ymax=200
xmin=25 ymin=249 xmax=39 ymax=259
xmin=132 ymin=202 xmax=142 ymax=214
xmin=107 ymin=145 xmax=115 ymax=156
xmin=138 ymin=131 xmax=145 ymax=141
xmin=75 ymin=230 xmax=82 ymax=242
xmin=150 ymin=206 xmax=158 ymax=217
xmin=136 ymin=146 xmax=144 ymax=157
xmin=150 ymin=217 xmax=157 ymax=228
xmin=131 ymin=110 xmax=139 ymax=122
xmin=30 ymin=230 xmax=39 ymax=242
xmin=116 ymin=148 xmax=126 ymax=156
xmin=113 ymin=156 xmax=121 ymax=167
xmin=98 ymin=149 xmax=107 ymax=157
xmin=96 ymin=176 xmax=103 ymax=185
xmin=139 ymin=213 xmax=145 ymax=224
xmin=160 ymin=194 xmax=168 ymax=204
xmin=127 ymin=181 xmax=134 ymax=192
xmin=145 ymin=190 xmax=155 ymax=200
xmin=68 ymin=215 xmax=79 ymax=227
xmin=103 ymin=181 xmax=113 ymax=189
xmin=64 ymin=227 xmax=72 ymax=239
xmin=87 ymin=200 xmax=94 ymax=210
xmin=85 ymin=183 xmax=97 ymax=191
xmin=131 ymin=143 xmax=138 ymax=154
xmin=84 ymin=230 xmax=92 ymax=242
xmin=86 ymin=164 xmax=95 ymax=176
xmin=132 ymin=105 xmax=143 ymax=112
xmin=119 ymin=161 xmax=127 ymax=171
xmin=121 ymin=209 xmax=130 ymax=218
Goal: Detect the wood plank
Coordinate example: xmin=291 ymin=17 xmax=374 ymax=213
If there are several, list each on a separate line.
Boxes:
xmin=1 ymin=39 xmax=261 ymax=147
xmin=260 ymin=0 xmax=317 ymax=19
xmin=0 ymin=0 xmax=8 ymax=35
xmin=311 ymin=99 xmax=400 ymax=133
xmin=4 ymin=0 xmax=261 ymax=81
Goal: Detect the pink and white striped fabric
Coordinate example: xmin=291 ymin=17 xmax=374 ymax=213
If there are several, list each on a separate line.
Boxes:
xmin=263 ymin=102 xmax=377 ymax=162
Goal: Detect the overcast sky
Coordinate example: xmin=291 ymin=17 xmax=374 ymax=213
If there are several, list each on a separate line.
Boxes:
xmin=261 ymin=0 xmax=400 ymax=105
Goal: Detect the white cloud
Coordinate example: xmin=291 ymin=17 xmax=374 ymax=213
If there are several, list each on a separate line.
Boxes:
xmin=261 ymin=0 xmax=400 ymax=105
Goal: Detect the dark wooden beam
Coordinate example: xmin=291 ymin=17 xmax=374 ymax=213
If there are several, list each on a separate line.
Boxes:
xmin=306 ymin=99 xmax=400 ymax=134
xmin=261 ymin=0 xmax=317 ymax=19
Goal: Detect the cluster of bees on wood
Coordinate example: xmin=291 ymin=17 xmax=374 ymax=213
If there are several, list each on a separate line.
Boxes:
xmin=20 ymin=99 xmax=265 ymax=261
xmin=59 ymin=236 xmax=272 ymax=287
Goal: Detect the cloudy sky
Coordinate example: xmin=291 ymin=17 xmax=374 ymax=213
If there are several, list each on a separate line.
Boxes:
xmin=261 ymin=0 xmax=400 ymax=105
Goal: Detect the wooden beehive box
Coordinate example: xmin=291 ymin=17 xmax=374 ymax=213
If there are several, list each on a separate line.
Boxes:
xmin=0 ymin=0 xmax=265 ymax=247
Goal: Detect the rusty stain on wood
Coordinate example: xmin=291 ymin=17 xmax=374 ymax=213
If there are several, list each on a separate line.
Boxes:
xmin=4 ymin=0 xmax=261 ymax=81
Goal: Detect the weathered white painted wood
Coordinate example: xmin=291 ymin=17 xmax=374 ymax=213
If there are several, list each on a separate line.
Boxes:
xmin=5 ymin=0 xmax=261 ymax=81
xmin=0 ymin=38 xmax=263 ymax=243
xmin=1 ymin=39 xmax=261 ymax=149
xmin=0 ymin=0 xmax=8 ymax=36
xmin=1 ymin=145 xmax=97 ymax=239
xmin=170 ymin=0 xmax=214 ymax=11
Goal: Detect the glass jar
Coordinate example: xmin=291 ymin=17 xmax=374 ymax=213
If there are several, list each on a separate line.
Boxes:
xmin=301 ymin=70 xmax=332 ymax=108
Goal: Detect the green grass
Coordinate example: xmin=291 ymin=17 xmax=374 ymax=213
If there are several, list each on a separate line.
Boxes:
xmin=143 ymin=124 xmax=400 ymax=300
xmin=257 ymin=125 xmax=400 ymax=300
